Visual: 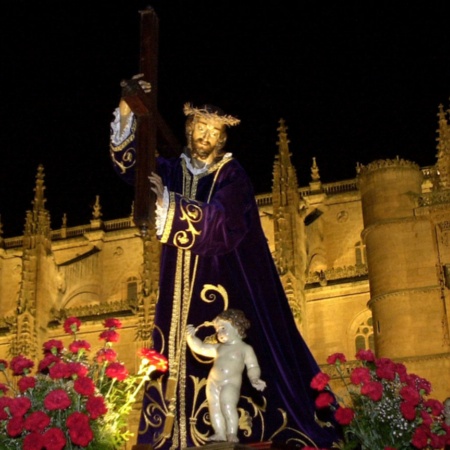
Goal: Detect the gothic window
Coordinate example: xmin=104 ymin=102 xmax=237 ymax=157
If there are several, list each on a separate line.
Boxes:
xmin=355 ymin=317 xmax=374 ymax=352
xmin=355 ymin=240 xmax=366 ymax=266
xmin=126 ymin=277 xmax=138 ymax=301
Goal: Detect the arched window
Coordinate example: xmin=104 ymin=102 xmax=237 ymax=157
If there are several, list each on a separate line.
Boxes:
xmin=355 ymin=240 xmax=366 ymax=266
xmin=355 ymin=316 xmax=374 ymax=352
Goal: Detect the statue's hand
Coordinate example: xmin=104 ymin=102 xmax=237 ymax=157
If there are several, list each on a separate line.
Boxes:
xmin=186 ymin=324 xmax=196 ymax=337
xmin=251 ymin=378 xmax=267 ymax=391
xmin=132 ymin=73 xmax=152 ymax=93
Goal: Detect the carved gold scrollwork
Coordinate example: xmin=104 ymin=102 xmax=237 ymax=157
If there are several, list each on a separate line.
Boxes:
xmin=173 ymin=200 xmax=202 ymax=249
xmin=199 ymin=284 xmax=229 ymax=310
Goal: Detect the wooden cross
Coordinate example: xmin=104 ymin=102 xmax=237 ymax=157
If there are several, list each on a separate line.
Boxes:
xmin=120 ymin=7 xmax=179 ymax=236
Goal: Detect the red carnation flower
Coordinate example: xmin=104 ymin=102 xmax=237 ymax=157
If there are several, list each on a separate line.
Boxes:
xmin=355 ymin=348 xmax=375 ymax=362
xmin=66 ymin=412 xmax=94 ymax=447
xmin=424 ymin=398 xmax=444 ymax=416
xmin=69 ymin=339 xmax=91 ymax=354
xmin=9 ymin=396 xmax=32 ymax=417
xmin=24 ymin=410 xmax=51 ymax=432
xmin=399 ymin=385 xmax=421 ymax=406
xmin=0 ymin=397 xmax=11 ymax=420
xmin=74 ymin=376 xmax=96 ymax=396
xmin=400 ymin=400 xmax=417 ymax=421
xmin=64 ymin=316 xmax=82 ymax=334
xmin=67 ymin=361 xmax=88 ymax=378
xmin=23 ymin=431 xmax=45 ymax=450
xmin=407 ymin=373 xmax=432 ymax=395
xmin=18 ymin=376 xmax=36 ymax=392
xmin=99 ymin=329 xmax=120 ymax=343
xmin=138 ymin=348 xmax=168 ymax=371
xmin=49 ymin=361 xmax=71 ymax=379
xmin=0 ymin=359 xmax=8 ymax=371
xmin=38 ymin=353 xmax=60 ymax=373
xmin=310 ymin=372 xmax=330 ymax=391
xmin=315 ymin=391 xmax=334 ymax=409
xmin=6 ymin=415 xmax=25 ymax=437
xmin=43 ymin=339 xmax=64 ymax=354
xmin=375 ymin=357 xmax=396 ymax=380
xmin=86 ymin=395 xmax=108 ymax=419
xmin=103 ymin=317 xmax=122 ymax=329
xmin=44 ymin=389 xmax=71 ymax=410
xmin=412 ymin=425 xmax=429 ymax=448
xmin=361 ymin=381 xmax=383 ymax=401
xmin=96 ymin=348 xmax=117 ymax=363
xmin=43 ymin=427 xmax=67 ymax=450
xmin=326 ymin=352 xmax=347 ymax=365
xmin=334 ymin=406 xmax=355 ymax=425
xmin=105 ymin=361 xmax=129 ymax=381
xmin=10 ymin=354 xmax=34 ymax=375
xmin=350 ymin=367 xmax=371 ymax=385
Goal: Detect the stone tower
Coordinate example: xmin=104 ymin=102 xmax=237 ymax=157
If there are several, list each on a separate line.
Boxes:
xmin=357 ymin=156 xmax=450 ymax=393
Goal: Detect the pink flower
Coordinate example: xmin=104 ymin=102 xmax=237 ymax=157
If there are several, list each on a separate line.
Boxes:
xmin=64 ymin=316 xmax=82 ymax=334
xmin=326 ymin=352 xmax=347 ymax=365
xmin=360 ymin=381 xmax=383 ymax=401
xmin=310 ymin=372 xmax=330 ymax=391
xmin=103 ymin=318 xmax=122 ymax=329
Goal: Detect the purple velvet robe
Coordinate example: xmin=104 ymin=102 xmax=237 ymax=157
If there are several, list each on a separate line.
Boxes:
xmin=135 ymin=152 xmax=341 ymax=449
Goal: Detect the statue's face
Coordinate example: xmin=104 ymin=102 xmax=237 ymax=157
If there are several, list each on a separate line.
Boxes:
xmin=190 ymin=116 xmax=225 ymax=163
xmin=215 ymin=319 xmax=239 ymax=344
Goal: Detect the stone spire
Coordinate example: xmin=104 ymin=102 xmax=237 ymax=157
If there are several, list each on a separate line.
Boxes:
xmin=436 ymin=104 xmax=450 ymax=189
xmin=12 ymin=165 xmax=52 ymax=359
xmin=272 ymin=119 xmax=307 ymax=327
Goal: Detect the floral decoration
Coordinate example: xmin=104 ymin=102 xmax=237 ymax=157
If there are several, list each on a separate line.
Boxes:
xmin=0 ymin=316 xmax=167 ymax=450
xmin=309 ymin=349 xmax=450 ymax=450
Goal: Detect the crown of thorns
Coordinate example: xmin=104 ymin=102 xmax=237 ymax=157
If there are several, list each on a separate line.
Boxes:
xmin=183 ymin=103 xmax=240 ymax=127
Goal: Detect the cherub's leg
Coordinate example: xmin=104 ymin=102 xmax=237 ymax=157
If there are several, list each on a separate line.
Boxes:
xmin=220 ymin=384 xmax=240 ymax=442
xmin=206 ymin=381 xmax=226 ymax=441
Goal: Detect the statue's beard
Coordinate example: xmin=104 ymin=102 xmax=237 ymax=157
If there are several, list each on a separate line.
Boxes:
xmin=191 ymin=138 xmax=215 ymax=160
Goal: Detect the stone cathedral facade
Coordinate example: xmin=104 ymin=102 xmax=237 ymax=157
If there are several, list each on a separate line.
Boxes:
xmin=2 ymin=105 xmax=450 ymax=443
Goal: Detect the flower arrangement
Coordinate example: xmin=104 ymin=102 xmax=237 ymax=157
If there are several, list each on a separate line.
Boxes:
xmin=308 ymin=349 xmax=450 ymax=450
xmin=0 ymin=317 xmax=167 ymax=450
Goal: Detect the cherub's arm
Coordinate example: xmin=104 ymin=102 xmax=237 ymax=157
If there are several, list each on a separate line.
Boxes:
xmin=186 ymin=324 xmax=218 ymax=358
xmin=244 ymin=345 xmax=267 ymax=391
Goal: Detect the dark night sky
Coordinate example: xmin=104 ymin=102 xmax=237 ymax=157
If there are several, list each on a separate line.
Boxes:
xmin=1 ymin=1 xmax=450 ymax=237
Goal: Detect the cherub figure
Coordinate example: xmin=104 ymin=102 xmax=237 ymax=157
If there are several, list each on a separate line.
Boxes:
xmin=186 ymin=309 xmax=266 ymax=443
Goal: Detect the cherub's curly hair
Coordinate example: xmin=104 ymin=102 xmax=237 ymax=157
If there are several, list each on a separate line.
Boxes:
xmin=215 ymin=309 xmax=250 ymax=338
